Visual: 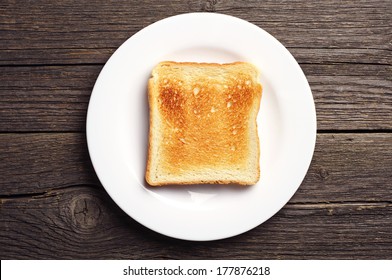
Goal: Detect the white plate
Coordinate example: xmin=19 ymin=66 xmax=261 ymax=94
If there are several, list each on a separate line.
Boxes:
xmin=87 ymin=13 xmax=316 ymax=241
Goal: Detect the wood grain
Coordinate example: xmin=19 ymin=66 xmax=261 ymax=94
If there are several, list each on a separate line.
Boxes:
xmin=0 ymin=64 xmax=391 ymax=132
xmin=0 ymin=133 xmax=99 ymax=196
xmin=0 ymin=0 xmax=390 ymax=65
xmin=1 ymin=133 xmax=391 ymax=202
xmin=1 ymin=185 xmax=391 ymax=259
xmin=0 ymin=66 xmax=101 ymax=132
xmin=295 ymin=133 xmax=392 ymax=203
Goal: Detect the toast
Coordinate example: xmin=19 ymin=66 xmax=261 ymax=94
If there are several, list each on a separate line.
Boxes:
xmin=145 ymin=61 xmax=262 ymax=186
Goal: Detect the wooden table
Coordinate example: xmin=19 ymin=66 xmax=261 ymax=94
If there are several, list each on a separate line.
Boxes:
xmin=1 ymin=1 xmax=391 ymax=259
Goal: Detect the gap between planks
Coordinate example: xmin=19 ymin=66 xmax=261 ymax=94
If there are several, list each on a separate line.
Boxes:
xmin=0 ymin=184 xmax=391 ymax=206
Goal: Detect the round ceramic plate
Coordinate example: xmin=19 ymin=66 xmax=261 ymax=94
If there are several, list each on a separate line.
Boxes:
xmin=87 ymin=13 xmax=316 ymax=241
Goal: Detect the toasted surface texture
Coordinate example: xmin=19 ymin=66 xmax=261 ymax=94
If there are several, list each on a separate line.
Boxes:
xmin=146 ymin=61 xmax=262 ymax=186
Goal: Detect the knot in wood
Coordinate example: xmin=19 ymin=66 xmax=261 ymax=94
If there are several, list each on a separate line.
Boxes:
xmin=69 ymin=194 xmax=102 ymax=231
xmin=316 ymin=167 xmax=330 ymax=180
xmin=204 ymin=0 xmax=217 ymax=12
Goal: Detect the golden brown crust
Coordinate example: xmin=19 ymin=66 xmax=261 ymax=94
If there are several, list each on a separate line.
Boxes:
xmin=145 ymin=78 xmax=156 ymax=186
xmin=146 ymin=61 xmax=262 ymax=186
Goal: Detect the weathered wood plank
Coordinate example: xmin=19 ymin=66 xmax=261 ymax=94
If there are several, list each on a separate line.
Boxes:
xmin=0 ymin=185 xmax=391 ymax=259
xmin=0 ymin=64 xmax=391 ymax=132
xmin=1 ymin=133 xmax=391 ymax=203
xmin=295 ymin=133 xmax=392 ymax=203
xmin=0 ymin=65 xmax=101 ymax=131
xmin=0 ymin=0 xmax=390 ymax=65
xmin=0 ymin=133 xmax=99 ymax=195
xmin=303 ymin=64 xmax=392 ymax=130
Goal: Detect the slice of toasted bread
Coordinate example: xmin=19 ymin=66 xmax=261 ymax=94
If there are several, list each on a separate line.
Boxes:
xmin=146 ymin=61 xmax=262 ymax=186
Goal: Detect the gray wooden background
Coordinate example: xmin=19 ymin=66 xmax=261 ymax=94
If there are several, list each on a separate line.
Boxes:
xmin=1 ymin=0 xmax=391 ymax=259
